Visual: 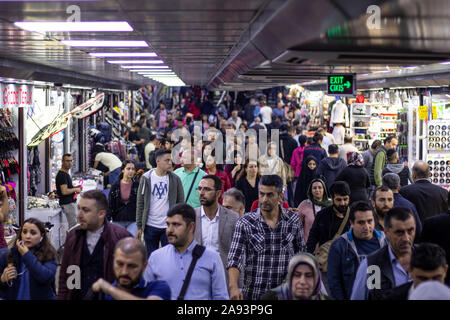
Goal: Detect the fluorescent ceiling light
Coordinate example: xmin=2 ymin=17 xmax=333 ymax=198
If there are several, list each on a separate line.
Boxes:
xmin=129 ymin=69 xmax=171 ymax=72
xmin=440 ymin=61 xmax=450 ymax=64
xmin=121 ymin=65 xmax=169 ymax=69
xmin=108 ymin=60 xmax=163 ymax=64
xmin=89 ymin=52 xmax=157 ymax=57
xmin=138 ymin=71 xmax=175 ymax=74
xmin=14 ymin=21 xmax=133 ymax=32
xmin=403 ymin=66 xmax=417 ymax=69
xmin=62 ymin=40 xmax=148 ymax=47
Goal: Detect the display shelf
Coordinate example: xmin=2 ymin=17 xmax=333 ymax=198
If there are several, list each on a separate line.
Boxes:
xmin=351 ymin=103 xmax=400 ymax=146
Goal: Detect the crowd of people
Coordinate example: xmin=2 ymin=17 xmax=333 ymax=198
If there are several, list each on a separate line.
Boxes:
xmin=0 ymin=88 xmax=449 ymax=301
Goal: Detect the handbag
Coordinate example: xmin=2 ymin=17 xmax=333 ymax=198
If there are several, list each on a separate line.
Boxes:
xmin=279 ymin=140 xmax=295 ymax=183
xmin=314 ymin=208 xmax=349 ymax=273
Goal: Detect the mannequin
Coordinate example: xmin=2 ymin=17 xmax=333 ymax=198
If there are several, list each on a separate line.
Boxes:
xmin=330 ymin=99 xmax=349 ymax=145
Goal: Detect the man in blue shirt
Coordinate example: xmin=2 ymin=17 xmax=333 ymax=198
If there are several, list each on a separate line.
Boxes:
xmin=350 ymin=207 xmax=416 ymax=300
xmin=91 ymin=237 xmax=171 ymax=300
xmin=144 ymin=203 xmax=229 ymax=300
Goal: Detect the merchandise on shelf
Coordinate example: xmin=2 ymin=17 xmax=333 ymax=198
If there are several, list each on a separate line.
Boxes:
xmin=350 ymin=103 xmax=400 ymax=151
xmin=27 ymin=196 xmax=60 ymax=210
xmin=427 ymin=121 xmax=450 ymax=152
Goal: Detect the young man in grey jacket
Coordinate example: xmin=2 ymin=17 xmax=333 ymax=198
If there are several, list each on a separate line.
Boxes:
xmin=136 ymin=149 xmax=185 ymax=257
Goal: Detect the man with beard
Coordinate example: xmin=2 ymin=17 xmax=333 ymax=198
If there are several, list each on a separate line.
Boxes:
xmin=91 ymin=237 xmax=171 ymax=300
xmin=371 ymin=186 xmax=394 ymax=231
xmin=193 ymin=175 xmax=239 ymax=279
xmin=306 ymin=181 xmax=352 ymax=254
xmin=57 ymin=190 xmax=132 ymax=300
xmin=227 ymin=175 xmax=305 ymax=300
xmin=351 ymin=207 xmax=415 ymax=300
xmin=144 ymin=203 xmax=228 ymax=300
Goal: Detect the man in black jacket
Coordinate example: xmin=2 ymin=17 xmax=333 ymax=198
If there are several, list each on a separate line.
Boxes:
xmin=306 ymin=181 xmax=351 ymax=254
xmin=317 ymin=144 xmax=347 ymax=191
xmin=399 ymin=160 xmax=448 ymax=224
xmin=420 ymin=191 xmax=450 ymax=285
xmin=279 ymin=125 xmax=298 ymax=207
xmin=376 ymin=243 xmax=448 ymax=300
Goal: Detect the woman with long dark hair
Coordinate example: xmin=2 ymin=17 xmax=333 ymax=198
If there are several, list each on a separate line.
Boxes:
xmin=204 ymin=154 xmax=231 ymax=204
xmin=108 ymin=159 xmax=139 ymax=236
xmin=0 ymin=218 xmax=57 ymax=300
xmin=235 ymin=159 xmax=260 ymax=213
xmin=224 ymin=150 xmax=245 ymax=187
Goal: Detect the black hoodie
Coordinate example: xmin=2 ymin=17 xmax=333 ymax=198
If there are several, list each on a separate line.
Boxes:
xmin=317 ymin=157 xmax=347 ymax=190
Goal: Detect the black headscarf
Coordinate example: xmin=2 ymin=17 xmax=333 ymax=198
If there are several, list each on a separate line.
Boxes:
xmin=294 ymin=155 xmax=318 ymax=207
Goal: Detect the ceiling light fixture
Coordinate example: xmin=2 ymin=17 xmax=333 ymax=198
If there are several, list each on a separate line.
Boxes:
xmin=89 ymin=52 xmax=157 ymax=57
xmin=129 ymin=69 xmax=172 ymax=72
xmin=120 ymin=65 xmax=169 ymax=69
xmin=14 ymin=21 xmax=133 ymax=32
xmin=62 ymin=40 xmax=148 ymax=47
xmin=108 ymin=60 xmax=163 ymax=64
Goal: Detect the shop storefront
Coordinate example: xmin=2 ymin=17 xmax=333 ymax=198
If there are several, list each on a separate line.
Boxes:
xmin=1 ymin=80 xmax=136 ymax=251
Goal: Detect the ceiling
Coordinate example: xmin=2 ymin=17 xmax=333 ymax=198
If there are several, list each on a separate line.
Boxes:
xmin=0 ymin=0 xmax=449 ymax=90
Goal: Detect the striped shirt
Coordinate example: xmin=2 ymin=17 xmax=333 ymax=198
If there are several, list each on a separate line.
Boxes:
xmin=227 ymin=207 xmax=306 ymax=300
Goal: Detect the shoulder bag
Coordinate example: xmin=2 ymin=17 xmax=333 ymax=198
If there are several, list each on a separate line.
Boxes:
xmin=280 ymin=140 xmax=295 ymax=183
xmin=177 ymin=244 xmax=206 ymax=300
xmin=314 ymin=208 xmax=349 ymax=272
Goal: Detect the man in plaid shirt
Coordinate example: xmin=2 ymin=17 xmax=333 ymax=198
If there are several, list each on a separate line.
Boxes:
xmin=227 ymin=175 xmax=306 ymax=300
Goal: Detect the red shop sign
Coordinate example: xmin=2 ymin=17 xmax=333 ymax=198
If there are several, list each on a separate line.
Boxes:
xmin=0 ymin=83 xmax=33 ymax=108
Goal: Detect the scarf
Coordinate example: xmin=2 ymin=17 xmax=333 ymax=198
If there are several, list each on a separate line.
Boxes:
xmin=294 ymin=155 xmax=318 ymax=206
xmin=273 ymin=253 xmax=327 ymax=300
xmin=347 ymin=152 xmax=364 ymax=167
xmin=307 ymin=178 xmax=332 ymax=208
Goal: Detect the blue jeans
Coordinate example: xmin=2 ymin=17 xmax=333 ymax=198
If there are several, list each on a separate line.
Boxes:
xmin=144 ymin=226 xmax=168 ymax=258
xmin=108 ymin=168 xmax=121 ymax=186
xmin=113 ymin=221 xmax=137 ymax=237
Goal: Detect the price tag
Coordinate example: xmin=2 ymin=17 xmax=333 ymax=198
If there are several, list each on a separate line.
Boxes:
xmin=418 ymin=106 xmax=428 ymax=120
xmin=432 ymin=105 xmax=437 ymax=119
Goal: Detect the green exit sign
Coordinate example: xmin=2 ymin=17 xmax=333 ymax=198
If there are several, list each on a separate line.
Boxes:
xmin=327 ymin=74 xmax=356 ymax=96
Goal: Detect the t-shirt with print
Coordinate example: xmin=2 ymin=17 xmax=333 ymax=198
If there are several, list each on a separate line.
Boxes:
xmin=147 ymin=170 xmax=169 ymax=228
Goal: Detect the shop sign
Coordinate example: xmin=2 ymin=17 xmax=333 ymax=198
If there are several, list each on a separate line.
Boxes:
xmin=418 ymin=105 xmax=428 ymax=120
xmin=327 ymin=74 xmax=356 ymax=96
xmin=0 ymin=83 xmax=33 ymax=108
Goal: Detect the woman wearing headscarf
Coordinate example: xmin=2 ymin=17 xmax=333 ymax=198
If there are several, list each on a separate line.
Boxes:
xmin=297 ymin=178 xmax=332 ymax=242
xmin=335 ymin=152 xmax=371 ymax=203
xmin=260 ymin=253 xmax=332 ymax=300
xmin=294 ymin=156 xmax=319 ymax=207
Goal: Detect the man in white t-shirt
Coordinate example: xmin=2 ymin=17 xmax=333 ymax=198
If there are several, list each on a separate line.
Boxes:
xmin=259 ymin=105 xmax=273 ymax=125
xmin=144 ymin=134 xmax=160 ymax=169
xmin=94 ymin=151 xmax=123 ymax=187
xmin=136 ymin=149 xmax=185 ymax=257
